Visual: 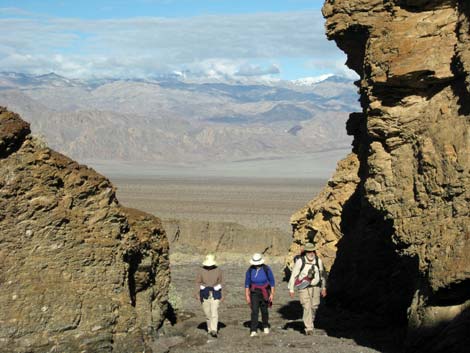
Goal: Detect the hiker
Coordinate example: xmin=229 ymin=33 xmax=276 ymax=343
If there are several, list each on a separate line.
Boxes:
xmin=288 ymin=242 xmax=327 ymax=335
xmin=245 ymin=253 xmax=275 ymax=337
xmin=195 ymin=254 xmax=225 ymax=338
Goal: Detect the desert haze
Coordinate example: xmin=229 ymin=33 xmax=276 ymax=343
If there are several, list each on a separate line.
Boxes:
xmin=0 ymin=71 xmax=356 ymax=165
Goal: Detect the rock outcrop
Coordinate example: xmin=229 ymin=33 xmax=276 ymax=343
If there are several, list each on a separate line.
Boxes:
xmin=164 ymin=219 xmax=291 ymax=256
xmin=0 ymin=107 xmax=170 ymax=352
xmin=288 ymin=153 xmax=360 ymax=271
xmin=290 ymin=1 xmax=470 ymax=351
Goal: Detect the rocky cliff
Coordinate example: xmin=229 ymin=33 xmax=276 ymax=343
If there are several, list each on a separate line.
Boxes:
xmin=0 ymin=107 xmax=170 ymax=352
xmin=289 ymin=1 xmax=470 ymax=351
xmin=164 ymin=219 xmax=291 ymax=256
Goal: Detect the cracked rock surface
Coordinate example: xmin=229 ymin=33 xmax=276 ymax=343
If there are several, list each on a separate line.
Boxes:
xmin=289 ymin=1 xmax=470 ymax=352
xmin=0 ymin=107 xmax=170 ymax=352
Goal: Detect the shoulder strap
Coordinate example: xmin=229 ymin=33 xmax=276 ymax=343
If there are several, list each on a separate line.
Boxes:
xmin=299 ymin=256 xmax=306 ymax=275
xmin=262 ymin=264 xmax=269 ymax=278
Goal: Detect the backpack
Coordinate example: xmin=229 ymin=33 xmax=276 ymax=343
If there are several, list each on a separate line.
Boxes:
xmin=294 ymin=255 xmax=320 ymax=290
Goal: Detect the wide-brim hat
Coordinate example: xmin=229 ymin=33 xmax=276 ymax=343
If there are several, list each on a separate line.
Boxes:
xmin=202 ymin=254 xmax=217 ymax=267
xmin=303 ymin=242 xmax=316 ymax=252
xmin=250 ymin=253 xmax=265 ymax=266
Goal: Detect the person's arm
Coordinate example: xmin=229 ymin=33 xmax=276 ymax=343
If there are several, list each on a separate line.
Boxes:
xmin=218 ymin=268 xmax=225 ymax=301
xmin=319 ymin=258 xmax=327 ymax=297
xmin=195 ymin=269 xmax=203 ymax=300
xmin=245 ymin=269 xmax=251 ymax=304
xmin=288 ymin=259 xmax=302 ymax=297
xmin=267 ymin=266 xmax=275 ymax=302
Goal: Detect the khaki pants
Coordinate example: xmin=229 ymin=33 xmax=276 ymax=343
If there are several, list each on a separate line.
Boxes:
xmin=202 ymin=297 xmax=220 ymax=332
xmin=298 ymin=286 xmax=320 ymax=331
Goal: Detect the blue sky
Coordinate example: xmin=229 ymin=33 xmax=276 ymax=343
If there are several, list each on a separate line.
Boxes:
xmin=0 ymin=0 xmax=354 ymax=81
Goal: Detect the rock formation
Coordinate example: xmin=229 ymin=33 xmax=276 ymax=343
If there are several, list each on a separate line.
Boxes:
xmin=289 ymin=1 xmax=470 ymax=351
xmin=0 ymin=107 xmax=170 ymax=352
xmin=289 ymin=153 xmax=360 ymax=271
xmin=164 ymin=219 xmax=291 ymax=256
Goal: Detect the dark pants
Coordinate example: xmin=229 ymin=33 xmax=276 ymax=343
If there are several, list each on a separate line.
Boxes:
xmin=250 ymin=290 xmax=269 ymax=332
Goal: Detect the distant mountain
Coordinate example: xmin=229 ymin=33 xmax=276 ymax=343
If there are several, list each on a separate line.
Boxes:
xmin=0 ymin=72 xmax=358 ymax=164
xmin=290 ymin=74 xmax=335 ymax=86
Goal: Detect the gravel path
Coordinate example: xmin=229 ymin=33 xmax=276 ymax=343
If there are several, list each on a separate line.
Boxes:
xmin=151 ymin=257 xmax=398 ymax=353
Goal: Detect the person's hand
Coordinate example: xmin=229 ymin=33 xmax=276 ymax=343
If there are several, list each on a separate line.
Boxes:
xmin=246 ymin=295 xmax=251 ymax=305
xmin=269 ymin=293 xmax=274 ymax=304
xmin=321 ymin=288 xmax=327 ymax=297
xmin=289 ymin=291 xmax=295 ymax=299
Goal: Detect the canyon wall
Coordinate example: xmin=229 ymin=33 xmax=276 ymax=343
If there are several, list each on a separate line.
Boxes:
xmin=164 ymin=219 xmax=291 ymax=256
xmin=290 ymin=1 xmax=470 ymax=351
xmin=0 ymin=107 xmax=170 ymax=352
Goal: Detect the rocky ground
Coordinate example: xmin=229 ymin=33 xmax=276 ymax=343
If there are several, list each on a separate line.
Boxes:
xmin=152 ymin=255 xmax=404 ymax=353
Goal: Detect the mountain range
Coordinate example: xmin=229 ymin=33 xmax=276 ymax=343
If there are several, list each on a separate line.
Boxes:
xmin=0 ymin=72 xmax=358 ymax=165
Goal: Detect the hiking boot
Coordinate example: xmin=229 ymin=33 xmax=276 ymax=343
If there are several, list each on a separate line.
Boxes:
xmin=263 ymin=327 xmax=270 ymax=334
xmin=250 ymin=331 xmax=258 ymax=337
xmin=305 ymin=330 xmax=314 ymax=336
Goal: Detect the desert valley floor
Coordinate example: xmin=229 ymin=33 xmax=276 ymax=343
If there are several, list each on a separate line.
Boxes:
xmin=110 ymin=175 xmax=325 ymax=233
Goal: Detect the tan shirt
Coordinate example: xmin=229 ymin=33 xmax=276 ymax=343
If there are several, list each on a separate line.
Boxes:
xmin=195 ymin=267 xmax=225 ymax=296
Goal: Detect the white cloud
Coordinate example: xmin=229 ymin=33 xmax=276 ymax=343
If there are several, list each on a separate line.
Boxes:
xmin=305 ymin=58 xmax=359 ymax=80
xmin=235 ymin=63 xmax=280 ymax=77
xmin=0 ymin=10 xmax=346 ymax=79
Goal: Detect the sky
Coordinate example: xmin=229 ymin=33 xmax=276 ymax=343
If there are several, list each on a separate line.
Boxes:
xmin=0 ymin=0 xmax=355 ymax=81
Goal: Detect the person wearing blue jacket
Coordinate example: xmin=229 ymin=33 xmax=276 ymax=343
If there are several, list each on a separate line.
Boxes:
xmin=245 ymin=253 xmax=275 ymax=337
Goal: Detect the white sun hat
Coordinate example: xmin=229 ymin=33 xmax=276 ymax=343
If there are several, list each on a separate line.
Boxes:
xmin=202 ymin=254 xmax=217 ymax=267
xmin=250 ymin=253 xmax=265 ymax=266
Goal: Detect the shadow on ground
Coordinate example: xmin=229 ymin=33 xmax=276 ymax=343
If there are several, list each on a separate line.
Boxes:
xmin=277 ymin=300 xmax=303 ymax=320
xmin=314 ymin=303 xmax=406 ymax=353
xmin=197 ymin=322 xmax=227 ymax=332
xmin=275 ymin=297 xmax=405 ymax=352
xmin=277 ymin=300 xmax=305 ymax=333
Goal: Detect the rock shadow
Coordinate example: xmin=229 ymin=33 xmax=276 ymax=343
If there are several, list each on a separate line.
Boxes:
xmin=405 ymin=306 xmax=470 ymax=353
xmin=314 ymin=303 xmax=406 ymax=353
xmin=311 ymin=135 xmax=418 ymax=353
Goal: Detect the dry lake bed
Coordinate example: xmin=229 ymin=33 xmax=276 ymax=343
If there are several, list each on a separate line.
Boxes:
xmin=109 ymin=175 xmax=326 ymax=233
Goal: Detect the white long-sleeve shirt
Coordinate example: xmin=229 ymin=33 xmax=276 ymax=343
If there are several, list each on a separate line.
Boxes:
xmin=288 ymin=255 xmax=326 ymax=292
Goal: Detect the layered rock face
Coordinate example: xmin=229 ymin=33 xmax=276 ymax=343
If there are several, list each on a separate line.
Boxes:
xmin=164 ymin=219 xmax=291 ymax=256
xmin=290 ymin=1 xmax=469 ymax=351
xmin=0 ymin=108 xmax=170 ymax=352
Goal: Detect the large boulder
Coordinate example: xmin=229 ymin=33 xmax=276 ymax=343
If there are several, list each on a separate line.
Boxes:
xmin=289 ymin=1 xmax=470 ymax=351
xmin=0 ymin=107 xmax=170 ymax=352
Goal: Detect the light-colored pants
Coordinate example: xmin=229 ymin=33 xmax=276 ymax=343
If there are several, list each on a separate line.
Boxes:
xmin=298 ymin=286 xmax=321 ymax=331
xmin=202 ymin=297 xmax=220 ymax=332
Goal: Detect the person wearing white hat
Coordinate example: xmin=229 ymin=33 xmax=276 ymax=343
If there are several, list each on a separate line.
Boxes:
xmin=245 ymin=253 xmax=275 ymax=337
xmin=288 ymin=242 xmax=327 ymax=335
xmin=195 ymin=253 xmax=225 ymax=338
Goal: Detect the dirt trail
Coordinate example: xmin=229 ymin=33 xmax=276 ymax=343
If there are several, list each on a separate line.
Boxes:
xmin=152 ymin=257 xmax=398 ymax=353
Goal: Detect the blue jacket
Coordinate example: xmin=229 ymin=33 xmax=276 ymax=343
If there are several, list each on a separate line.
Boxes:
xmin=245 ymin=265 xmax=275 ymax=288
